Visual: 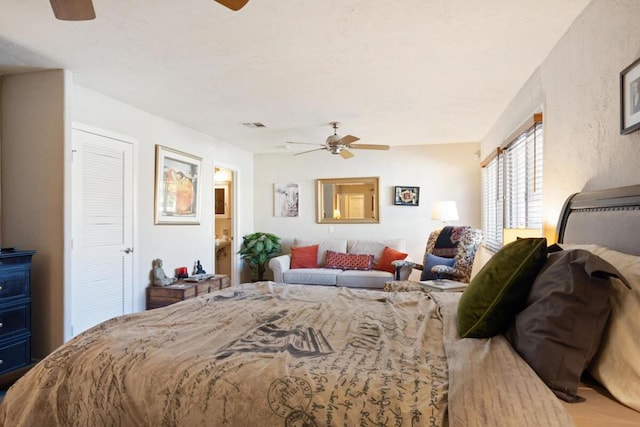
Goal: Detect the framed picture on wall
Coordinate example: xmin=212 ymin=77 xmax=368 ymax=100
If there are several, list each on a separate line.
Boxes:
xmin=274 ymin=182 xmax=300 ymax=217
xmin=394 ymin=186 xmax=420 ymax=206
xmin=215 ymin=182 xmax=230 ymax=218
xmin=620 ymin=55 xmax=640 ymax=134
xmin=154 ymin=145 xmax=202 ymax=224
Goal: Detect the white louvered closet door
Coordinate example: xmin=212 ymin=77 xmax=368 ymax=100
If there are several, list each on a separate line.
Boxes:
xmin=71 ymin=126 xmax=134 ymax=338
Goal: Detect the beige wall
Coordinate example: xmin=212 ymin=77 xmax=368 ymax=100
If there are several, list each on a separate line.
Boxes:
xmin=1 ymin=70 xmax=68 ymax=358
xmin=254 ymin=143 xmax=481 ymax=280
xmin=482 ymin=0 xmax=640 ymax=242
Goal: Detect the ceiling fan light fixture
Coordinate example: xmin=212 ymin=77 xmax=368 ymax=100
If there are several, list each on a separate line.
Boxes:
xmin=289 ymin=121 xmax=387 ymax=159
xmin=326 ymin=134 xmax=341 ymax=144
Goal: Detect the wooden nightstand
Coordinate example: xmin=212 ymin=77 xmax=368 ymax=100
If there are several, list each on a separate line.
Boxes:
xmin=146 ymin=274 xmax=230 ymax=309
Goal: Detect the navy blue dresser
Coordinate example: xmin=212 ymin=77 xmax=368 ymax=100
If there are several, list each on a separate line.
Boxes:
xmin=0 ymin=250 xmax=35 ymax=376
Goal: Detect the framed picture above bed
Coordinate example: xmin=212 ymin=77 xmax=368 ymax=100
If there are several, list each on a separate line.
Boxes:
xmin=154 ymin=145 xmax=202 ymax=224
xmin=394 ymin=186 xmax=420 ymax=206
xmin=620 ymin=55 xmax=640 ymax=134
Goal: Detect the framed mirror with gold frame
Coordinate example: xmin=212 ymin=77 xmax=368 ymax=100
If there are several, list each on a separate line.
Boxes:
xmin=316 ymin=177 xmax=379 ymax=224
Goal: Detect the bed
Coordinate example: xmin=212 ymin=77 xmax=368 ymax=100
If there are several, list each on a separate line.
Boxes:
xmin=0 ymin=184 xmax=639 ymax=426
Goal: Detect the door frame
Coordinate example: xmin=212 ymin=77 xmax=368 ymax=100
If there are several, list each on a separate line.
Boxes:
xmin=213 ymin=163 xmax=239 ymax=285
xmin=66 ymin=122 xmax=139 ymax=341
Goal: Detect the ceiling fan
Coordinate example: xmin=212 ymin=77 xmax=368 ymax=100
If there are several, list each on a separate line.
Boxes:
xmin=49 ymin=0 xmax=249 ymax=21
xmin=289 ymin=122 xmax=390 ymax=160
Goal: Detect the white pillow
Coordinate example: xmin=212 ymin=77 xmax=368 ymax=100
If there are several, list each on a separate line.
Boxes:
xmin=561 ymin=244 xmax=640 ymax=411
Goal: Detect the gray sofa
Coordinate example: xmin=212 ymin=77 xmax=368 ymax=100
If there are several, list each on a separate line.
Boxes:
xmin=268 ymin=238 xmax=411 ymax=289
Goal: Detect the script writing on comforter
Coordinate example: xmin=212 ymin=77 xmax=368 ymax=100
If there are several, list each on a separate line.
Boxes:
xmin=1 ymin=283 xmax=450 ymax=426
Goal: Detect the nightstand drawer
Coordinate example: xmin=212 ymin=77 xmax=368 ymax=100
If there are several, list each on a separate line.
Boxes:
xmin=146 ymin=284 xmax=196 ymax=310
xmin=196 ymin=281 xmax=214 ymax=295
xmin=0 ymin=268 xmax=29 ymax=303
xmin=0 ymin=303 xmax=30 ymax=340
xmin=218 ymin=275 xmax=231 ymax=289
xmin=0 ymin=336 xmax=30 ymax=376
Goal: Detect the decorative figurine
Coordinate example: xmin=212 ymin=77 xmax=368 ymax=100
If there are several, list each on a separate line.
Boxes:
xmin=194 ymin=260 xmax=206 ymax=275
xmin=175 ymin=266 xmax=189 ymax=279
xmin=153 ymin=258 xmax=176 ymax=286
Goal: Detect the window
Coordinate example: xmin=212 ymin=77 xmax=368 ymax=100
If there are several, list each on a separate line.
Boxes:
xmin=482 ymin=114 xmax=543 ymax=252
xmin=482 ymin=149 xmax=503 ymax=252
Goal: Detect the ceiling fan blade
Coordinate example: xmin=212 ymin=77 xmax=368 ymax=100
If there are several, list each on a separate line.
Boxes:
xmin=50 ymin=0 xmax=96 ymax=21
xmin=340 ymin=149 xmax=355 ymax=159
xmin=294 ymin=148 xmax=325 ymax=156
xmin=287 ymin=141 xmax=323 ymax=147
xmin=337 ymin=135 xmax=360 ymax=146
xmin=214 ymin=0 xmax=249 ymax=11
xmin=349 ymin=144 xmax=390 ymax=151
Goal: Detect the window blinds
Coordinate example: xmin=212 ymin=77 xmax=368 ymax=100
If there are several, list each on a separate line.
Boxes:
xmin=482 ymin=153 xmax=503 ymax=252
xmin=481 ymin=114 xmax=543 ymax=252
xmin=504 ymin=123 xmax=543 ymax=230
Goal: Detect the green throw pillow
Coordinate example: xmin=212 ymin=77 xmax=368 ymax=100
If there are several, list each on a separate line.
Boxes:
xmin=457 ymin=237 xmax=548 ymax=338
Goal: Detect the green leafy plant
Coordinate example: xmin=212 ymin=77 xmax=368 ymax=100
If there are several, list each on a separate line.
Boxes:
xmin=238 ymin=232 xmax=282 ymax=281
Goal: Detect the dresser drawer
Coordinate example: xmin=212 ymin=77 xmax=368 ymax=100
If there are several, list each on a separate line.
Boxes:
xmin=0 ymin=268 xmax=30 ymax=303
xmin=0 ymin=303 xmax=30 ymax=340
xmin=0 ymin=336 xmax=30 ymax=375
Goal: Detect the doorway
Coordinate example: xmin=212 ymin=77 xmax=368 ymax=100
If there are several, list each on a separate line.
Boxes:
xmin=70 ymin=124 xmax=135 ymax=338
xmin=214 ymin=166 xmax=234 ymax=280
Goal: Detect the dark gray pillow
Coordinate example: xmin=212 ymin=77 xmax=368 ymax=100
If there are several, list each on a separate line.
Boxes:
xmin=420 ymin=253 xmax=455 ymax=280
xmin=504 ymin=249 xmax=628 ymax=403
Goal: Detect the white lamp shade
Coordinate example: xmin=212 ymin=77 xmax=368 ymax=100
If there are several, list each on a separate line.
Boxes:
xmin=431 ymin=201 xmax=459 ymax=222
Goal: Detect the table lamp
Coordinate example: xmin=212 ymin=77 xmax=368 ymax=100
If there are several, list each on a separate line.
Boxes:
xmin=431 ymin=201 xmax=459 ymax=225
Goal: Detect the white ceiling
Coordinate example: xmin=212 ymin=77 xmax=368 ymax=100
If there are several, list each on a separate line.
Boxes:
xmin=0 ymin=0 xmax=590 ymax=154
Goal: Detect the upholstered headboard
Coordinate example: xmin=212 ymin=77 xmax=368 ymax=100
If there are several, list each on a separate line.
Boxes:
xmin=556 ymin=184 xmax=640 ymax=256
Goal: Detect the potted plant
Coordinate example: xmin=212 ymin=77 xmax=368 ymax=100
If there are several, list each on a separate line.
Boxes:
xmin=238 ymin=232 xmax=282 ymax=281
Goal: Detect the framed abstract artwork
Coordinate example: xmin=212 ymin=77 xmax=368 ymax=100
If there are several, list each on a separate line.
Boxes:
xmin=621 ymin=55 xmax=640 ymax=134
xmin=154 ymin=145 xmax=202 ymax=224
xmin=394 ymin=186 xmax=420 ymax=206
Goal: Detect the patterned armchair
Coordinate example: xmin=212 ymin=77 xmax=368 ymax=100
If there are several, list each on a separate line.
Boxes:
xmin=393 ymin=226 xmax=483 ymax=283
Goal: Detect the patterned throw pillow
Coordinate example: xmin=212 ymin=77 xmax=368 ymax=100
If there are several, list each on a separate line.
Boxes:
xmin=325 ymin=250 xmax=375 ymax=271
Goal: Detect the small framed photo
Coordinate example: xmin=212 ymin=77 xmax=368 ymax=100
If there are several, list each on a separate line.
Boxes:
xmin=620 ymin=56 xmax=640 ymax=134
xmin=274 ymin=182 xmax=299 ymax=217
xmin=394 ymin=186 xmax=420 ymax=206
xmin=154 ymin=145 xmax=202 ymax=224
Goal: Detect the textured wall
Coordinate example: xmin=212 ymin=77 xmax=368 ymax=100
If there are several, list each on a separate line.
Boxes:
xmin=482 ymin=0 xmax=640 ymax=239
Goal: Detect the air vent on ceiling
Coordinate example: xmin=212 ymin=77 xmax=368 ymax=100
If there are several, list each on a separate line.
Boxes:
xmin=241 ymin=122 xmax=267 ymax=128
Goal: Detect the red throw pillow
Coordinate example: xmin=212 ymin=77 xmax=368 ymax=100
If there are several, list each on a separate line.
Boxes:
xmin=325 ymin=250 xmax=375 ymax=271
xmin=375 ymin=246 xmax=408 ymax=273
xmin=290 ymin=245 xmax=319 ymax=269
